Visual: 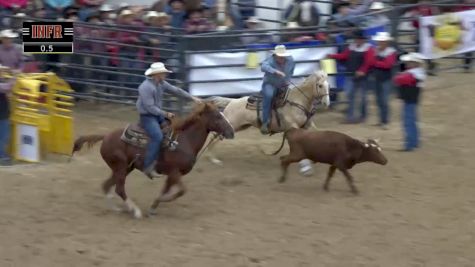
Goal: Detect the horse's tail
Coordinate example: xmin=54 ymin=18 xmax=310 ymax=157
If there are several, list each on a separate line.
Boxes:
xmin=206 ymin=96 xmax=233 ymax=110
xmin=71 ymin=135 xmax=105 ymax=155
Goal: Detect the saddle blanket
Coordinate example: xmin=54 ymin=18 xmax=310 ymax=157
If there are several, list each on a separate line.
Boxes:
xmin=120 ymin=123 xmax=177 ymax=150
xmin=245 ymin=87 xmax=290 ymax=110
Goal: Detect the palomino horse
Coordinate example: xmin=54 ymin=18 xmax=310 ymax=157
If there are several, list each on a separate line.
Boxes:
xmin=71 ymin=103 xmax=234 ymax=219
xmin=206 ymin=70 xmax=330 ymax=175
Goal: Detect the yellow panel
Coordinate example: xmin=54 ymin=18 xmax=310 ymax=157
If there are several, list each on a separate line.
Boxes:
xmin=50 ymin=115 xmax=74 ymax=155
xmin=47 ymin=73 xmax=73 ymax=93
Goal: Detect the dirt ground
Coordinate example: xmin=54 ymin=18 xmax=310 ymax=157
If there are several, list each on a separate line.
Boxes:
xmin=1 ymin=70 xmax=475 ymax=267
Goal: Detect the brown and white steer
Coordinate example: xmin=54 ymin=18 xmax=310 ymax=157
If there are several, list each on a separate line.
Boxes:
xmin=279 ymin=129 xmax=388 ymax=194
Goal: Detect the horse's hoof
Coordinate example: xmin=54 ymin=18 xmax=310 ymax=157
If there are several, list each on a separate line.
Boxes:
xmin=278 ymin=177 xmax=286 ymax=183
xmin=148 ymin=208 xmax=158 ymax=216
xmin=133 ymin=209 xmax=143 ymax=219
xmin=323 ymin=185 xmax=329 ymax=192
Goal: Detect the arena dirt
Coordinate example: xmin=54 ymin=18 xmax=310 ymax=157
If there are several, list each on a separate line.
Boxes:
xmin=1 ymin=71 xmax=474 ymax=267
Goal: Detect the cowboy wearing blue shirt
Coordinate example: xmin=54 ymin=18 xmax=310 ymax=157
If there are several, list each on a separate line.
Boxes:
xmin=260 ymin=45 xmax=295 ymax=134
xmin=136 ymin=62 xmax=201 ymax=179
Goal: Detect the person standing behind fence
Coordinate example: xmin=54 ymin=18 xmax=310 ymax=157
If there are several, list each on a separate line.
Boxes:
xmin=167 ymin=0 xmax=187 ymax=28
xmin=0 ymin=29 xmax=23 ymax=72
xmin=117 ymin=9 xmax=142 ymax=92
xmin=328 ymin=29 xmax=375 ymax=124
xmin=0 ymin=65 xmax=15 ymax=166
xmin=371 ymin=32 xmax=397 ymax=129
xmin=284 ymin=0 xmax=320 ymax=27
xmin=393 ymin=53 xmax=426 ymax=152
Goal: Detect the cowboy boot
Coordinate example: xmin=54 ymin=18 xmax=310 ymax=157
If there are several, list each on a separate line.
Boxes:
xmin=260 ymin=123 xmax=270 ymax=135
xmin=143 ymin=161 xmax=161 ymax=180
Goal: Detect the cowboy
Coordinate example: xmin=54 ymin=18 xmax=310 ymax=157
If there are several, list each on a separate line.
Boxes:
xmin=137 ymin=62 xmax=201 ymax=178
xmin=260 ymin=44 xmax=295 ymax=134
xmin=0 ymin=29 xmax=23 ymax=73
xmin=328 ymin=29 xmax=375 ymax=124
xmin=371 ymin=31 xmax=397 ymax=129
xmin=0 ymin=65 xmax=15 ymax=166
xmin=393 ymin=53 xmax=427 ymax=151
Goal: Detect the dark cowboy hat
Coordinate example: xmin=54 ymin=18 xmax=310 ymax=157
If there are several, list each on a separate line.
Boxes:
xmin=169 ymin=0 xmax=184 ymax=4
xmin=352 ymin=29 xmax=366 ymax=39
xmin=63 ymin=6 xmax=79 ymax=17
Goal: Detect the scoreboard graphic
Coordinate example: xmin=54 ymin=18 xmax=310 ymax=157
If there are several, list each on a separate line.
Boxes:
xmin=22 ymin=22 xmax=74 ymax=54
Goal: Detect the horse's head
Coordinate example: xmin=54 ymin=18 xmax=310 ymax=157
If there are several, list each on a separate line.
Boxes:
xmin=199 ymin=103 xmax=235 ymax=139
xmin=311 ymin=70 xmax=331 ymax=108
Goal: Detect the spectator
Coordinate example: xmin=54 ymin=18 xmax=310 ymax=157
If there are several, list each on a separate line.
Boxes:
xmin=184 ymin=8 xmax=216 ymax=34
xmin=284 ymin=0 xmax=320 ymax=27
xmin=167 ymin=0 xmax=187 ymax=28
xmin=0 ymin=29 xmax=24 ymax=72
xmin=328 ymin=29 xmax=375 ymax=124
xmin=371 ymin=32 xmax=397 ymax=129
xmin=411 ymin=0 xmax=439 ymax=75
xmin=345 ymin=0 xmax=375 ymax=26
xmin=0 ymin=65 xmax=14 ymax=166
xmin=44 ymin=0 xmax=74 ymax=19
xmin=77 ymin=0 xmax=106 ymax=21
xmin=365 ymin=1 xmax=389 ymax=29
xmin=330 ymin=2 xmax=356 ymax=28
xmin=393 ymin=52 xmax=426 ymax=152
xmin=116 ymin=9 xmax=142 ymax=89
xmin=284 ymin=22 xmax=314 ymax=43
xmin=98 ymin=4 xmax=116 ymax=23
xmin=0 ymin=0 xmax=28 ymax=28
xmin=237 ymin=0 xmax=256 ymax=21
xmin=141 ymin=11 xmax=171 ymax=61
xmin=240 ymin=17 xmax=272 ymax=45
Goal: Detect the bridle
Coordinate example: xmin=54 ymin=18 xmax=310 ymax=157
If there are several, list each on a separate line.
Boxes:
xmin=286 ymin=79 xmax=329 ymax=128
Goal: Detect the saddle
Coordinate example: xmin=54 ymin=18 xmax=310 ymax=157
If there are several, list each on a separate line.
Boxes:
xmin=120 ymin=120 xmax=177 ymax=150
xmin=246 ymin=87 xmax=290 ymax=129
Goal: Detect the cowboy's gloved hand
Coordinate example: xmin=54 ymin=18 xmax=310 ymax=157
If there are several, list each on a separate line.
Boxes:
xmin=276 ymin=71 xmax=286 ymax=77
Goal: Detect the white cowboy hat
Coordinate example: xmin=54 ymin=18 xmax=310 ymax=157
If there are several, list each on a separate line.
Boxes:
xmin=273 ymin=44 xmax=291 ymax=57
xmin=372 ymin=31 xmax=393 ymax=41
xmin=14 ymin=13 xmax=26 ymax=17
xmin=99 ymin=4 xmax=114 ymax=12
xmin=217 ymin=25 xmax=229 ymax=31
xmin=0 ymin=29 xmax=19 ymax=38
xmin=119 ymin=2 xmax=129 ymax=8
xmin=370 ymin=1 xmax=385 ymax=10
xmin=143 ymin=11 xmax=160 ymax=22
xmin=246 ymin=16 xmax=260 ymax=24
xmin=286 ymin=21 xmax=300 ymax=29
xmin=400 ymin=52 xmax=425 ymax=64
xmin=144 ymin=62 xmax=172 ymax=76
xmin=118 ymin=9 xmax=134 ymax=18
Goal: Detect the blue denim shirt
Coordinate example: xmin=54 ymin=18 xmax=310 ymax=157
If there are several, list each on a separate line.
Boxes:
xmin=261 ymin=55 xmax=295 ymax=88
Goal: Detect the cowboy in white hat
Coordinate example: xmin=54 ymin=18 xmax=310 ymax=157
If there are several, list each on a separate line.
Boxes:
xmin=259 ymin=44 xmax=295 ymax=134
xmin=393 ymin=52 xmax=426 ymax=151
xmin=136 ymin=62 xmax=201 ymax=178
xmin=371 ymin=31 xmax=397 ymax=129
xmin=0 ymin=29 xmax=23 ymax=73
xmin=367 ymin=1 xmax=389 ymax=28
xmin=0 ymin=62 xmax=16 ymax=166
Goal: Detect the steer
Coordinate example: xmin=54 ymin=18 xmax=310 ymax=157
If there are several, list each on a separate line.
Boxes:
xmin=279 ymin=129 xmax=388 ymax=194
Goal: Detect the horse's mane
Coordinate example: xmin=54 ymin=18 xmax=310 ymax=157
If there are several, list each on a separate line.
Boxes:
xmin=291 ymin=70 xmax=328 ymax=97
xmin=170 ymin=102 xmax=212 ymax=131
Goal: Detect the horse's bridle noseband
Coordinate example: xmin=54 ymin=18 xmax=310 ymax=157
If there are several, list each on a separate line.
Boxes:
xmin=286 ymin=80 xmax=329 ymax=128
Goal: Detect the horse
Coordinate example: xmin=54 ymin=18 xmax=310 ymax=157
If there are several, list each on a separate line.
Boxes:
xmin=71 ymin=103 xmax=234 ymax=219
xmin=206 ymin=70 xmax=331 ymax=175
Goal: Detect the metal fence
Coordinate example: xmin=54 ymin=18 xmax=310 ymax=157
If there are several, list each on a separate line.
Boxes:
xmin=5 ymin=0 xmax=474 ymax=113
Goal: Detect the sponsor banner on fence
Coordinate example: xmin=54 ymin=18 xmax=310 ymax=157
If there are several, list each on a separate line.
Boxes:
xmin=188 ymin=47 xmax=337 ymax=96
xmin=420 ymin=9 xmax=475 ymax=59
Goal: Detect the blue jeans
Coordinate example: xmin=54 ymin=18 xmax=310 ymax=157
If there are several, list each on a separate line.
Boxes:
xmin=375 ymin=79 xmax=392 ymax=125
xmin=402 ymin=103 xmax=419 ymax=150
xmin=261 ymin=83 xmax=278 ymax=126
xmin=0 ymin=119 xmax=10 ymax=159
xmin=140 ymin=115 xmax=165 ymax=170
xmin=345 ymin=77 xmax=368 ymax=121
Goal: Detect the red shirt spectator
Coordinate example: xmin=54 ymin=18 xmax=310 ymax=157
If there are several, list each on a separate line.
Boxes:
xmin=328 ymin=31 xmax=375 ymax=76
xmin=0 ymin=0 xmax=27 ymax=8
xmin=184 ymin=9 xmax=215 ymax=34
xmin=411 ymin=1 xmax=440 ymax=29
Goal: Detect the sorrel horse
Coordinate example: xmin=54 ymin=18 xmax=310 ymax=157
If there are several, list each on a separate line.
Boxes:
xmin=71 ymin=103 xmax=234 ymax=219
xmin=206 ymin=70 xmax=330 ymax=175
